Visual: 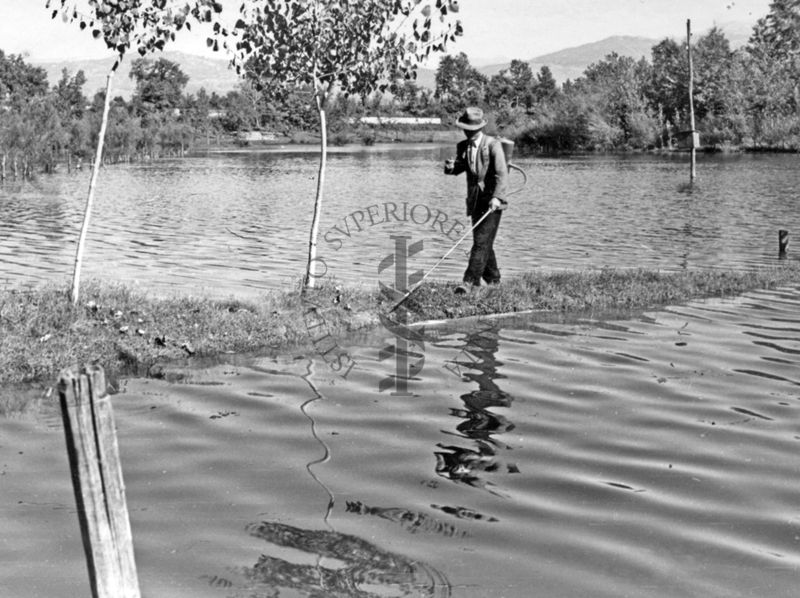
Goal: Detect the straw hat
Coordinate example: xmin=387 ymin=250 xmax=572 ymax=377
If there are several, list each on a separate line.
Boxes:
xmin=455 ymin=106 xmax=487 ymax=130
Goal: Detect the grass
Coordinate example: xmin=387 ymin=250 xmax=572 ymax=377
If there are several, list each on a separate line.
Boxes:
xmin=1 ymin=265 xmax=799 ymax=399
xmin=393 ymin=267 xmax=800 ymax=321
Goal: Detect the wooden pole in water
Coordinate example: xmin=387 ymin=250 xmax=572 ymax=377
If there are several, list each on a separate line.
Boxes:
xmin=687 ymin=19 xmax=697 ymax=182
xmin=58 ymin=365 xmax=141 ymax=598
xmin=779 ymin=229 xmax=789 ymax=259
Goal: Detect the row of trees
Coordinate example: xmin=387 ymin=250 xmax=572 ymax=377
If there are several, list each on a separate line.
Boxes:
xmin=0 ymin=49 xmax=290 ymax=180
xmin=0 ymin=49 xmax=429 ymax=181
xmin=238 ymin=0 xmax=800 ymax=152
xmin=4 ymin=0 xmax=800 ymax=183
xmin=422 ymin=1 xmax=800 ymax=151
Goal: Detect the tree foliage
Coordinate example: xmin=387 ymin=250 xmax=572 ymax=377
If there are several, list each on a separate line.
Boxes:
xmin=0 ymin=50 xmax=49 ymax=108
xmin=0 ymin=51 xmax=61 ymax=176
xmin=216 ymin=0 xmax=462 ymax=103
xmin=577 ymin=53 xmax=656 ymax=148
xmin=130 ymin=56 xmax=190 ymax=113
xmin=435 ymin=52 xmax=486 ymax=111
xmin=47 ymin=0 xmax=224 ymax=67
xmin=749 ymin=0 xmax=800 ymax=62
xmin=646 ymin=38 xmax=688 ymax=128
xmin=486 ymin=60 xmax=535 ymax=109
xmin=53 ymin=68 xmax=88 ymax=120
xmin=748 ymin=0 xmax=800 ymax=115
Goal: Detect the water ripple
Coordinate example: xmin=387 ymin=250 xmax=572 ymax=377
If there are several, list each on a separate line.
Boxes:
xmin=2 ymin=152 xmax=800 ymax=296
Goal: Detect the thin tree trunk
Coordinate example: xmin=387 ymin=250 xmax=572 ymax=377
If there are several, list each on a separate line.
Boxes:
xmin=72 ymin=71 xmax=114 ymax=305
xmin=304 ymin=93 xmax=327 ymax=289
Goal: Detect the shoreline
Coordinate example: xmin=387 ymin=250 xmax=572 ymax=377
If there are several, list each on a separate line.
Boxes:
xmin=197 ymin=140 xmax=454 ymax=156
xmin=2 ymin=265 xmax=799 ymax=407
xmin=191 ymin=142 xmax=800 ymax=161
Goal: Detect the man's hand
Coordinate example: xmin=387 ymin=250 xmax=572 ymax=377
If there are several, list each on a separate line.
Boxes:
xmin=490 ymin=197 xmax=505 ymax=211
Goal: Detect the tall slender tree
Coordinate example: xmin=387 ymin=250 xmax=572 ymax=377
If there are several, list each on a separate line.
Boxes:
xmin=48 ymin=0 xmax=224 ymax=303
xmin=647 ymin=38 xmax=689 ymax=130
xmin=434 ymin=52 xmax=486 ymax=113
xmin=487 ymin=59 xmax=535 ymax=110
xmin=211 ymin=0 xmax=462 ymax=288
xmin=130 ymin=57 xmax=190 ymax=115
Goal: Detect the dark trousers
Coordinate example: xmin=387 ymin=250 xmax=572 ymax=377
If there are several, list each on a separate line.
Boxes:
xmin=463 ymin=209 xmax=502 ymax=285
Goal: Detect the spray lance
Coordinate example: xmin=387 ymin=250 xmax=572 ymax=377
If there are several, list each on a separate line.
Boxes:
xmin=389 ymin=138 xmax=528 ymax=313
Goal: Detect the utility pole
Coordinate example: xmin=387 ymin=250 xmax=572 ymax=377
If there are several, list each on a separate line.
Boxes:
xmin=687 ymin=19 xmax=697 ymax=182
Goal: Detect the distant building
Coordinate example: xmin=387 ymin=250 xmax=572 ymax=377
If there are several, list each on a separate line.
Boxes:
xmin=355 ymin=116 xmax=442 ymax=126
xmin=237 ymin=130 xmax=277 ymax=143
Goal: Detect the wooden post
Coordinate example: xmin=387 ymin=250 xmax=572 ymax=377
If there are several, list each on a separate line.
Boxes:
xmin=779 ymin=229 xmax=789 ymax=259
xmin=687 ymin=19 xmax=697 ymax=182
xmin=58 ymin=365 xmax=141 ymax=598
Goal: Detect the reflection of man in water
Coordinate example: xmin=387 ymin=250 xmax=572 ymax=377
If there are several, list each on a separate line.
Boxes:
xmin=436 ymin=323 xmax=518 ymax=493
xmin=231 ymin=521 xmax=449 ymax=597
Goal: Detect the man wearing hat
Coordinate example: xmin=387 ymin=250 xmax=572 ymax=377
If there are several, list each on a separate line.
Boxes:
xmin=444 ymin=106 xmax=508 ymax=291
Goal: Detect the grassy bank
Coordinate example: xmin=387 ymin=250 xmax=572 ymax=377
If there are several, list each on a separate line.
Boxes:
xmin=1 ymin=266 xmax=799 ymax=391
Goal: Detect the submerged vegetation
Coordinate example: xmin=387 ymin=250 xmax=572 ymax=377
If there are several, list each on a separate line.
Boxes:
xmin=1 ymin=265 xmax=799 ymax=392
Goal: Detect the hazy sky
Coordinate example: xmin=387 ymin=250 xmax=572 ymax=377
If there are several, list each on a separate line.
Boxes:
xmin=1 ymin=0 xmax=774 ymax=64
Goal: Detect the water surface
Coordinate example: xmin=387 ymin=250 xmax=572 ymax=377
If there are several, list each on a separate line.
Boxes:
xmin=2 ymin=149 xmax=799 ymax=597
xmin=1 ymin=150 xmax=797 ymax=296
xmin=2 ymin=284 xmax=799 ymax=597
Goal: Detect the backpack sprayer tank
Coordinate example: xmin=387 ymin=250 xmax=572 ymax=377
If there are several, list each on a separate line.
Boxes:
xmin=498 ymin=137 xmax=528 ymax=196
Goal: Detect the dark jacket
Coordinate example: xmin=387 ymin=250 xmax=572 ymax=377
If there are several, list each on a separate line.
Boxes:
xmin=445 ymin=134 xmax=509 ymax=216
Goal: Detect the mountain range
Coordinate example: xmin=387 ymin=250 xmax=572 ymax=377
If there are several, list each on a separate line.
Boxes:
xmin=32 ymin=23 xmax=755 ymax=99
xmin=35 ymin=50 xmax=239 ymax=99
xmin=476 ymin=35 xmax=660 ymax=84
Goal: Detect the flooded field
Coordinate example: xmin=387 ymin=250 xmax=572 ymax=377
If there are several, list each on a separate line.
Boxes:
xmin=0 ymin=149 xmax=798 ymax=296
xmin=2 ymin=283 xmax=799 ymax=597
xmin=1 ymin=149 xmax=799 ymax=596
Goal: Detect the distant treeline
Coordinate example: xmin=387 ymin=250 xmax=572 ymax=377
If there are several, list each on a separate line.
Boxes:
xmin=1 ymin=1 xmax=799 ymax=179
xmin=441 ymin=1 xmax=800 ymax=153
xmin=0 ymin=51 xmax=254 ymax=181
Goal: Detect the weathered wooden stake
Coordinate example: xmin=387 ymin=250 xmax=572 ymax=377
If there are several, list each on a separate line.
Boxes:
xmin=779 ymin=229 xmax=789 ymax=259
xmin=58 ymin=365 xmax=140 ymax=598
